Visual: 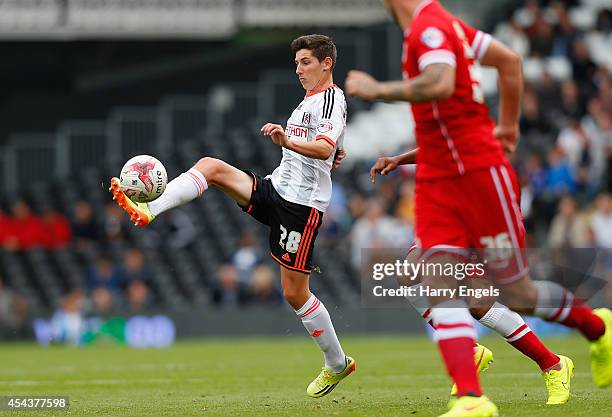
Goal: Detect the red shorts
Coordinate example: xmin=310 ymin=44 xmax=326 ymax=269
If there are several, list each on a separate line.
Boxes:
xmin=414 ymin=163 xmax=528 ymax=284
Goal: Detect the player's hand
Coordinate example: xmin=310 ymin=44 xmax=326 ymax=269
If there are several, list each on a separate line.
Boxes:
xmin=346 ymin=70 xmax=381 ymax=100
xmin=370 ymin=156 xmax=399 ymax=183
xmin=332 ymin=148 xmax=346 ymax=170
xmin=261 ymin=123 xmax=290 ymax=148
xmin=494 ymin=124 xmax=519 ymax=155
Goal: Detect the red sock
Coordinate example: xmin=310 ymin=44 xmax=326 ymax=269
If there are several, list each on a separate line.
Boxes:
xmin=423 ymin=308 xmax=434 ymax=328
xmin=438 ymin=337 xmax=482 ymax=397
xmin=506 ymin=326 xmax=560 ymax=371
xmin=559 ymin=299 xmax=605 ymax=341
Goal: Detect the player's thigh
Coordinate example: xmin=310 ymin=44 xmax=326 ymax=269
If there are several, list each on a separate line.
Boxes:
xmin=401 ymin=244 xmax=424 ymax=286
xmin=414 ymin=178 xmax=470 ymax=249
xmin=461 ymin=164 xmax=529 ymax=284
xmin=420 ymin=252 xmax=465 ymax=306
xmin=497 ymin=274 xmax=538 ymax=313
xmin=466 ymin=278 xmax=498 ymax=318
xmin=269 ymin=201 xmax=322 ymax=275
xmin=194 ymin=157 xmax=252 ymax=206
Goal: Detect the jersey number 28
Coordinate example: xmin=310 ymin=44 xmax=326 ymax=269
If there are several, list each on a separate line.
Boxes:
xmin=279 ymin=225 xmax=301 ymax=253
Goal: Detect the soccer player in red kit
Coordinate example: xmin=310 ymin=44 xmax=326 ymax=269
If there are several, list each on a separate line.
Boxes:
xmin=346 ymin=1 xmax=612 ymax=416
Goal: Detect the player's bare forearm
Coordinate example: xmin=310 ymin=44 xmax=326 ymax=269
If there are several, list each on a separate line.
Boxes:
xmin=287 ymin=139 xmax=335 ymax=160
xmin=381 ymin=66 xmax=454 ymax=102
xmin=370 ymin=148 xmax=417 ymax=183
xmin=395 ymin=148 xmax=419 ymax=165
xmin=347 ymin=65 xmax=455 ymax=103
xmin=480 ymin=39 xmax=523 ymax=127
xmin=497 ymin=60 xmax=522 ymax=128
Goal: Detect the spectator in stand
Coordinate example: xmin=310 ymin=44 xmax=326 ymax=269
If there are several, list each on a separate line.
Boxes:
xmin=524 ymin=2 xmax=555 ymax=57
xmin=232 ymin=231 xmax=261 ymax=287
xmin=11 ymin=200 xmax=45 ymax=250
xmin=123 ymin=248 xmax=153 ymax=312
xmin=493 ymin=14 xmax=530 ymax=56
xmin=86 ymin=254 xmax=124 ymax=314
xmin=72 ymin=200 xmax=99 ymax=251
xmin=559 ymin=80 xmax=585 ymax=119
xmin=548 ymin=195 xmax=591 ymax=249
xmin=534 ymin=72 xmax=563 ymax=118
xmin=520 ymin=88 xmax=557 ymax=153
xmin=394 ymin=180 xmax=416 ymax=225
xmin=523 ymin=153 xmax=548 ymax=197
xmin=249 ymin=264 xmax=282 ymax=305
xmin=41 ymin=206 xmax=72 ymax=250
xmin=596 ymin=7 xmax=612 ymax=33
xmin=596 ymin=70 xmax=612 ymax=119
xmin=213 ymin=264 xmax=245 ymax=307
xmin=570 ymin=38 xmax=598 ymax=95
xmin=550 ymin=1 xmax=578 ymax=58
xmin=50 ymin=289 xmax=85 ymax=345
xmin=351 ymin=198 xmax=401 ymax=270
xmin=545 ymin=146 xmax=577 ymax=197
xmin=103 ymin=202 xmax=125 ymax=242
xmin=0 ymin=277 xmax=28 ymax=338
xmin=591 ymin=193 xmax=612 ymax=249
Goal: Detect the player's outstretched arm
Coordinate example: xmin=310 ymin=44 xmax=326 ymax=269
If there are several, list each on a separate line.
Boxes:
xmin=369 ymin=148 xmax=418 ymax=183
xmin=480 ymin=38 xmax=523 ymax=154
xmin=346 ymin=64 xmax=455 ymax=103
xmin=261 ymin=122 xmax=335 ymax=160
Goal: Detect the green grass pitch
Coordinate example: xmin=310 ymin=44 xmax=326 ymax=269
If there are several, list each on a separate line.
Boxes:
xmin=0 ymin=335 xmax=610 ymax=416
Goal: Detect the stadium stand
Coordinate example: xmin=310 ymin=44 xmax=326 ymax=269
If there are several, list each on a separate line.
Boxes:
xmin=0 ymin=1 xmax=611 ymax=338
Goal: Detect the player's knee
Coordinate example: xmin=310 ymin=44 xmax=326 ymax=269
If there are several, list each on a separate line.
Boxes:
xmin=469 ymin=306 xmax=490 ymax=320
xmin=500 ymin=284 xmax=537 ymax=312
xmin=282 ymin=287 xmax=301 ymax=307
xmin=194 ymin=157 xmax=223 ymax=183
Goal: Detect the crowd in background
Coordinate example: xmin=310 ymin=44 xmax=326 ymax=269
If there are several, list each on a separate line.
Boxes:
xmin=1 ymin=0 xmax=611 ymax=337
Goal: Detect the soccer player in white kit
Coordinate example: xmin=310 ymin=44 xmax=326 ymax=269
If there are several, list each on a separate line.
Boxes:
xmin=109 ymin=34 xmax=355 ymax=397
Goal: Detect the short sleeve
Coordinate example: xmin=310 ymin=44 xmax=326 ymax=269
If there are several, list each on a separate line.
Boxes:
xmin=460 ymin=22 xmax=493 ymax=61
xmin=315 ymin=88 xmax=345 ymax=148
xmin=411 ymin=23 xmax=457 ymax=71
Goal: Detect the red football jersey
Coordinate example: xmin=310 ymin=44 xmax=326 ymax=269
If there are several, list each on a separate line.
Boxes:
xmin=403 ymin=0 xmax=506 ymax=179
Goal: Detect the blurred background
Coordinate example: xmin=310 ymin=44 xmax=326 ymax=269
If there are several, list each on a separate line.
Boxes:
xmin=0 ymin=0 xmax=610 ymax=346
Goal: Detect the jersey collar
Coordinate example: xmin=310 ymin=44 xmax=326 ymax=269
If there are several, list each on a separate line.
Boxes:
xmin=305 ymin=84 xmax=337 ymax=98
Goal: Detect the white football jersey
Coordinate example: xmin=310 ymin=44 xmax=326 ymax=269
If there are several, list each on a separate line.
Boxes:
xmin=268 ymin=84 xmax=346 ymax=212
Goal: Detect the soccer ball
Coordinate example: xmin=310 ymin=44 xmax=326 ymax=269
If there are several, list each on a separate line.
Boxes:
xmin=119 ymin=155 xmax=167 ymax=203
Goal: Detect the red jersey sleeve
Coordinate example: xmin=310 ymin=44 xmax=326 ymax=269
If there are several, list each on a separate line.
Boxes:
xmin=410 ymin=21 xmax=457 ymax=72
xmin=456 ymin=21 xmax=493 ymax=62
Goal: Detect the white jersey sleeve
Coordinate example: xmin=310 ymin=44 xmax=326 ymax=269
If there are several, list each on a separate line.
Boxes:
xmin=268 ymin=85 xmax=347 ymax=212
xmin=314 ymin=86 xmax=346 ymax=149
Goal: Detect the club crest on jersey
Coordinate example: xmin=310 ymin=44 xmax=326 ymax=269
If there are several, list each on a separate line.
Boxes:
xmin=421 ymin=27 xmax=445 ymax=49
xmin=302 ymin=112 xmax=311 ymax=125
xmin=317 ymin=121 xmax=333 ymax=133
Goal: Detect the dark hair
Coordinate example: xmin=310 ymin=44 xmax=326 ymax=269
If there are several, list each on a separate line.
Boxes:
xmin=291 ymin=34 xmax=337 ymax=69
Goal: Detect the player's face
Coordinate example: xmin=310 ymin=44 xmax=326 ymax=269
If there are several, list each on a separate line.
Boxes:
xmin=295 ymin=49 xmax=326 ymax=91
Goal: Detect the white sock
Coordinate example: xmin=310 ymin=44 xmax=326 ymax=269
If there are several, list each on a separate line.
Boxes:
xmin=478 ymin=301 xmax=531 ymax=341
xmin=148 ymin=168 xmax=208 ymax=216
xmin=430 ymin=300 xmax=478 ymax=342
xmin=533 ymin=281 xmax=574 ymax=322
xmin=296 ymin=294 xmax=346 ymax=373
xmin=406 ymin=283 xmax=433 ymax=325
